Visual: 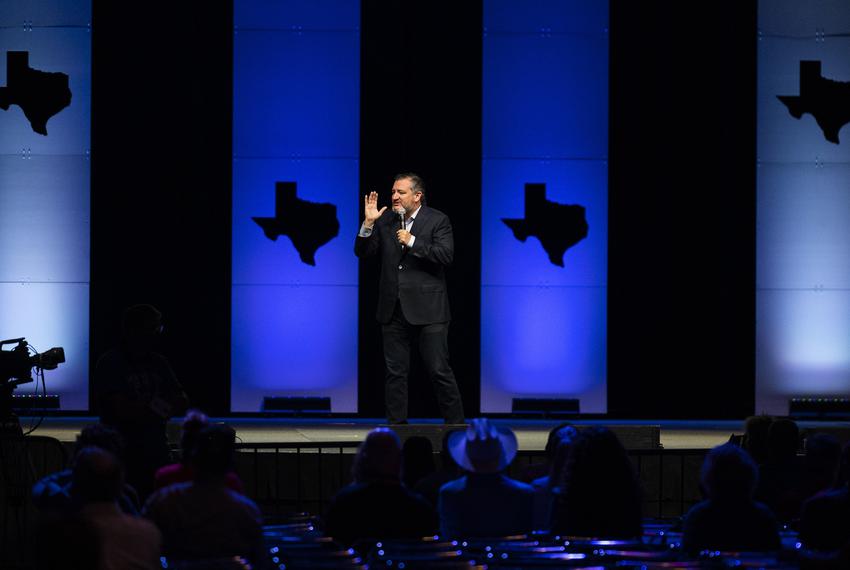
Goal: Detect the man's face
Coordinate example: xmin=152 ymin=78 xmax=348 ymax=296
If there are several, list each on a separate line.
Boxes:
xmin=391 ymin=177 xmax=420 ymax=214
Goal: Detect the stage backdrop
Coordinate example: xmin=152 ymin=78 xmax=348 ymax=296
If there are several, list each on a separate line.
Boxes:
xmin=480 ymin=0 xmax=609 ymax=413
xmin=756 ymin=0 xmax=850 ymax=414
xmin=0 ymin=1 xmax=91 ymax=409
xmin=231 ymin=0 xmax=360 ymax=412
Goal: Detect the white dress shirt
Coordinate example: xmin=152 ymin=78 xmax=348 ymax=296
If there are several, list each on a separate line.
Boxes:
xmin=359 ymin=205 xmax=421 ymax=247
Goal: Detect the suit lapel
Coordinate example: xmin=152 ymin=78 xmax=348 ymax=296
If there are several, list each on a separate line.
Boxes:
xmin=410 ymin=205 xmax=430 ymax=236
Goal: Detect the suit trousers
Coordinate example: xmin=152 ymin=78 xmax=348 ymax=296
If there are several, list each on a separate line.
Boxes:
xmin=382 ymin=301 xmax=465 ymax=424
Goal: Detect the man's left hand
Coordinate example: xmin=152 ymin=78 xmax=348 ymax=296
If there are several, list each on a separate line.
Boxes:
xmin=396 ymin=229 xmax=413 ymax=247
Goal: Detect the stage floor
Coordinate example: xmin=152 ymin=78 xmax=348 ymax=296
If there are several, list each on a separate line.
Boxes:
xmin=19 ymin=416 xmax=771 ymax=450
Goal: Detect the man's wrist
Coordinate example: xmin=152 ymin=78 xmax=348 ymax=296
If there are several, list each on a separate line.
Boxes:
xmin=359 ymin=221 xmax=374 ymax=238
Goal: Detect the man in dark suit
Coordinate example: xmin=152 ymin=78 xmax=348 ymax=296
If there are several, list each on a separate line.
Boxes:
xmin=355 ymin=173 xmax=464 ymax=424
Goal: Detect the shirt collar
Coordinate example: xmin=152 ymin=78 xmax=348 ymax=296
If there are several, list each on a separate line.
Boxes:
xmin=408 ymin=205 xmax=422 ymax=221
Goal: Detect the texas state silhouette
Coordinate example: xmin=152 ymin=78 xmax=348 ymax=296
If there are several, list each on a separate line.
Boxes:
xmin=502 ymin=183 xmax=588 ymax=267
xmin=778 ymin=60 xmax=850 ymax=144
xmin=0 ymin=51 xmax=71 ymax=135
xmin=253 ymin=182 xmax=340 ymax=266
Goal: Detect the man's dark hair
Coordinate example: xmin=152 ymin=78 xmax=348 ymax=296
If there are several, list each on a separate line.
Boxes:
xmin=72 ymin=446 xmax=124 ymax=503
xmin=742 ymin=415 xmax=772 ymax=465
xmin=552 ymin=426 xmax=642 ymax=538
xmin=767 ymin=418 xmax=800 ymax=461
xmin=701 ymin=443 xmax=758 ymax=501
xmin=394 ymin=172 xmax=426 ymax=205
xmin=75 ymin=423 xmax=126 ymax=460
xmin=352 ymin=427 xmax=402 ymax=484
xmin=190 ymin=424 xmax=236 ymax=478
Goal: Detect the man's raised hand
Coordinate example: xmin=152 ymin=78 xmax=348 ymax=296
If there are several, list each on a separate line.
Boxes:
xmin=364 ymin=191 xmax=387 ymax=228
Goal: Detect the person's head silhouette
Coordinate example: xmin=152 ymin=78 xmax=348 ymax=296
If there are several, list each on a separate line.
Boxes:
xmin=121 ymin=304 xmax=163 ymax=355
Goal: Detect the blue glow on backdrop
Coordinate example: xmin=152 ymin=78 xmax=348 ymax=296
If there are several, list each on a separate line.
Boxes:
xmin=0 ymin=3 xmax=91 ymax=409
xmin=232 ymin=0 xmax=359 ymax=412
xmin=481 ymin=0 xmax=609 ymax=413
xmin=757 ymin=0 xmax=850 ymax=414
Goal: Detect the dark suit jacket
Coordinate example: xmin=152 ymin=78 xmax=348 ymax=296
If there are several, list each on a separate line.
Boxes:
xmin=438 ymin=473 xmax=535 ymax=538
xmin=354 ymin=205 xmax=453 ymax=325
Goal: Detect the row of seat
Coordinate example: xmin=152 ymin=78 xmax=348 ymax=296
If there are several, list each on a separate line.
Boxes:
xmin=104 ymin=521 xmax=850 ymax=570
xmin=254 ymin=516 xmax=845 ymax=569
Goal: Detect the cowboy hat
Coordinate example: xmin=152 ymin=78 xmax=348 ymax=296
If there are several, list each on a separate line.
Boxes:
xmin=447 ymin=418 xmax=518 ymax=473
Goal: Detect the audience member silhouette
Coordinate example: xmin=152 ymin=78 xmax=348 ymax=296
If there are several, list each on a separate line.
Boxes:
xmin=439 ymin=418 xmax=534 ymax=537
xmin=413 ymin=428 xmax=463 ymax=507
xmin=532 ymin=424 xmax=578 ymax=490
xmin=802 ymin=433 xmax=842 ymax=499
xmin=550 ymin=426 xmax=642 ymax=539
xmin=741 ymin=415 xmax=773 ymax=466
xmin=401 ymin=435 xmax=436 ymax=490
xmin=682 ymin=443 xmax=780 ymax=553
xmin=323 ymin=427 xmax=437 ymax=546
xmin=93 ymin=304 xmax=189 ymax=500
xmin=521 ymin=422 xmax=577 ymax=483
xmin=154 ymin=409 xmax=244 ymax=493
xmin=800 ymin=449 xmax=850 ymax=551
xmin=532 ymin=427 xmax=578 ymax=529
xmin=755 ymin=418 xmax=805 ymax=523
xmin=73 ymin=446 xmax=162 ymax=570
xmin=144 ymin=424 xmax=265 ymax=567
xmin=32 ymin=423 xmax=140 ymax=515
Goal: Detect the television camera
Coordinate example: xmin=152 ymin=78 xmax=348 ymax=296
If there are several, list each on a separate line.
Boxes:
xmin=1 ymin=338 xmax=65 ymax=425
xmin=1 ymin=338 xmax=64 ymax=385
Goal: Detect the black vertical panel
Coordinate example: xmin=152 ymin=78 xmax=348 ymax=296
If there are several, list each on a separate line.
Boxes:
xmin=359 ymin=0 xmax=483 ymax=418
xmin=90 ymin=0 xmax=232 ymax=414
xmin=608 ymin=0 xmax=756 ymax=418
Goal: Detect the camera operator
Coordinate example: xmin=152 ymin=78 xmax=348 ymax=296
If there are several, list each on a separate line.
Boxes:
xmin=92 ymin=304 xmax=188 ymax=500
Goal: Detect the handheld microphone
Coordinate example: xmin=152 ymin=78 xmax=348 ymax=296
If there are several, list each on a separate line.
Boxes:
xmin=394 ymin=206 xmax=406 ymax=249
xmin=394 ymin=206 xmax=405 ymax=231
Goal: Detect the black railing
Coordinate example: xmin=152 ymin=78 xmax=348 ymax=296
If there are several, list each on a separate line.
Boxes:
xmin=234 ymin=441 xmax=361 ymax=517
xmin=233 ymin=442 xmax=708 ymax=520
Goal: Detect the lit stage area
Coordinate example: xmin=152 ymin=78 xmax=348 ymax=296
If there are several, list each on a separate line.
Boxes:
xmin=23 ymin=416 xmax=850 ymax=450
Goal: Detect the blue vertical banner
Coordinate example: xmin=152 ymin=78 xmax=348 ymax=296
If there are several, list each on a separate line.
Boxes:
xmin=232 ymin=1 xmax=360 ymax=411
xmin=0 ymin=1 xmax=91 ymax=409
xmin=481 ymin=0 xmax=609 ymax=412
xmin=757 ymin=0 xmax=850 ymax=414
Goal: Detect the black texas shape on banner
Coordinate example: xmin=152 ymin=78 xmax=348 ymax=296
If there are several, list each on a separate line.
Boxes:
xmin=0 ymin=51 xmax=71 ymax=136
xmin=778 ymin=60 xmax=850 ymax=144
xmin=502 ymin=183 xmax=589 ymax=268
xmin=253 ymin=181 xmax=340 ymax=266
